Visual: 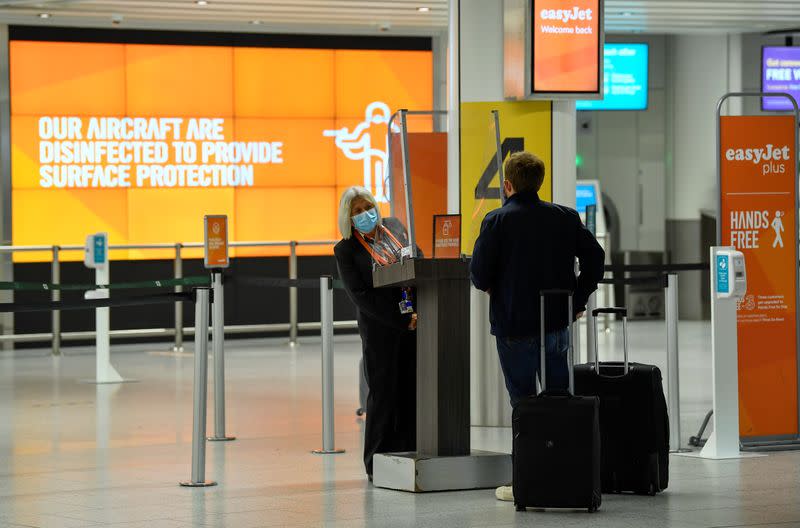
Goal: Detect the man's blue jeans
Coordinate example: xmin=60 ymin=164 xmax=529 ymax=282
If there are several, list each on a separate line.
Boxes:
xmin=496 ymin=328 xmax=570 ymax=408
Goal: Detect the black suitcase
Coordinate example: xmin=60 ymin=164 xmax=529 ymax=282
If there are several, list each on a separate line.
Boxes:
xmin=574 ymin=307 xmax=670 ymax=496
xmin=513 ymin=290 xmax=601 ymax=513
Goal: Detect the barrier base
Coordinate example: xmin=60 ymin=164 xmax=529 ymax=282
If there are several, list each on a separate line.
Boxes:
xmin=208 ymin=436 xmax=236 ymax=442
xmin=674 ymin=451 xmax=765 ymax=460
xmin=179 ymin=480 xmax=217 ymax=487
xmin=312 ymin=448 xmax=345 ymax=454
xmin=373 ymin=451 xmax=511 ymax=493
xmin=670 ymin=448 xmax=693 ymax=454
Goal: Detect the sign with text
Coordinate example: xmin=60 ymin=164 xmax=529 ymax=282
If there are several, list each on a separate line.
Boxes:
xmin=204 ymin=215 xmax=229 ymax=269
xmin=432 ymin=214 xmax=461 ymax=259
xmin=719 ymin=114 xmax=798 ymax=439
xmin=10 ymin=39 xmax=432 ymax=262
xmin=531 ymin=0 xmax=602 ymax=95
xmin=460 ymin=101 xmax=552 ymax=255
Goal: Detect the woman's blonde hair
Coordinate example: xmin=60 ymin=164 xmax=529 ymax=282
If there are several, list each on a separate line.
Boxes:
xmin=338 ymin=186 xmax=381 ymax=239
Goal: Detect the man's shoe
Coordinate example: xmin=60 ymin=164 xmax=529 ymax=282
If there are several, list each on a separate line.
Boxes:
xmin=495 ymin=485 xmax=513 ymax=501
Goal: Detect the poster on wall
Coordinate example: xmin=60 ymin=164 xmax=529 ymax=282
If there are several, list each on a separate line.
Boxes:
xmin=460 ymin=101 xmax=552 ymax=254
xmin=9 ymin=35 xmax=432 ymax=262
xmin=719 ymin=114 xmax=799 ymax=440
xmin=531 ymin=0 xmax=603 ymax=96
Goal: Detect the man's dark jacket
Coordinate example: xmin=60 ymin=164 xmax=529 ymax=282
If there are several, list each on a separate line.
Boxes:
xmin=470 ymin=190 xmax=605 ymax=337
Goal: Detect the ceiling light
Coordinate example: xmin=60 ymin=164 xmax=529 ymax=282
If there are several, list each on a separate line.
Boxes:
xmin=250 ymin=20 xmax=262 ymax=25
xmin=38 ymin=12 xmax=50 ymax=18
xmin=622 ymin=11 xmax=633 ymax=17
xmin=417 ymin=7 xmax=430 ymax=12
xmin=195 ymin=0 xmax=208 ymax=5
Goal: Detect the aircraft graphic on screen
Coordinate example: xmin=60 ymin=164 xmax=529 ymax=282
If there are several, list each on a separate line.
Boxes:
xmin=323 ymin=101 xmax=399 ymax=203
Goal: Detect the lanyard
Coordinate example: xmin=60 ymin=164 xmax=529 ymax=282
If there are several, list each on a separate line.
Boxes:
xmin=356 ymin=226 xmax=403 ymax=266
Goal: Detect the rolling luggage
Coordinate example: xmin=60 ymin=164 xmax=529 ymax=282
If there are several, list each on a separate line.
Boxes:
xmin=512 ymin=290 xmax=601 ymax=513
xmin=574 ymin=307 xmax=670 ymax=496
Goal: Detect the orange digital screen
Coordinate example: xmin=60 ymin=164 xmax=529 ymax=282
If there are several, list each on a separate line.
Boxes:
xmin=10 ymin=38 xmax=432 ymax=262
xmin=532 ymin=0 xmax=601 ymax=94
xmin=719 ymin=115 xmax=798 ymax=438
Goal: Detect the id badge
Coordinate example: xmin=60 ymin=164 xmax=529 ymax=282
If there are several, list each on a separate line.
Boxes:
xmin=399 ymin=300 xmax=414 ymax=314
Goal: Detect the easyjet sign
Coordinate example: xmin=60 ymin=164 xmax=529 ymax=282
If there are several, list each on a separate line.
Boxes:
xmin=724 ymin=144 xmax=792 ymax=175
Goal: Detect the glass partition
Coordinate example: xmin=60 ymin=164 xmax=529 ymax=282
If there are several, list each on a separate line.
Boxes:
xmin=378 ymin=109 xmax=448 ymax=264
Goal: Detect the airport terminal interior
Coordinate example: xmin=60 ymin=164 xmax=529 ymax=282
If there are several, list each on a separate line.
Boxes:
xmin=2 ymin=0 xmax=800 ymax=527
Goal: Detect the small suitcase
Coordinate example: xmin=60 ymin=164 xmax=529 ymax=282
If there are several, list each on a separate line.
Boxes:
xmin=574 ymin=307 xmax=670 ymax=496
xmin=512 ymin=290 xmax=601 ymax=513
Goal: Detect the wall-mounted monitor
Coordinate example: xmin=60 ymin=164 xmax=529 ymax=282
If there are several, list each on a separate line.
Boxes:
xmin=762 ymin=46 xmax=800 ymax=112
xmin=576 ymin=43 xmax=648 ymax=111
xmin=8 ymin=28 xmax=433 ymax=263
xmin=530 ymin=0 xmax=604 ymax=98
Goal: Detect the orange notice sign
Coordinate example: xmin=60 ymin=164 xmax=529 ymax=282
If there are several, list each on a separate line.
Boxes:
xmin=204 ymin=215 xmax=229 ymax=269
xmin=433 ymin=215 xmax=461 ymax=259
xmin=719 ymin=115 xmax=798 ymax=439
xmin=532 ymin=0 xmax=601 ymax=94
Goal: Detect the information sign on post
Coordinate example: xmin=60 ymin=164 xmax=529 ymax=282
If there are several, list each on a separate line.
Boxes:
xmin=204 ymin=215 xmax=229 ymax=269
xmin=717 ymin=93 xmax=800 ymax=443
xmin=432 ymin=214 xmax=461 ymax=259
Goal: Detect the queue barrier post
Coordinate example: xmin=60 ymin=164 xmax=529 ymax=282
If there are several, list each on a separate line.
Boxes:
xmin=586 ymin=290 xmax=597 ymax=364
xmin=174 ymin=243 xmax=184 ymax=352
xmin=289 ymin=241 xmax=299 ymax=347
xmin=208 ymin=272 xmax=235 ymax=442
xmin=666 ymin=273 xmax=690 ymax=453
xmin=51 ymin=245 xmax=61 ymax=356
xmin=313 ymin=276 xmax=345 ymax=455
xmin=181 ymin=287 xmax=217 ymax=487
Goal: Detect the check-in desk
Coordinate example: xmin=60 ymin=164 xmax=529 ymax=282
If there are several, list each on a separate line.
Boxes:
xmin=371 ymin=258 xmax=511 ymax=492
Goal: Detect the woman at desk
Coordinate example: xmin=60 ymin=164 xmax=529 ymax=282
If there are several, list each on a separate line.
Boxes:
xmin=334 ymin=186 xmax=417 ymax=481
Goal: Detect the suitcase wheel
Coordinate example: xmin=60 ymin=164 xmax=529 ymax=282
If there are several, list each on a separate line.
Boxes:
xmin=588 ymin=506 xmax=597 ymax=513
xmin=515 ymin=504 xmax=526 ymax=512
xmin=647 ymin=483 xmax=657 ymax=496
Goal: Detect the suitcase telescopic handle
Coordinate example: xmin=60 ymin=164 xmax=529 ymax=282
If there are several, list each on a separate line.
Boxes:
xmin=539 ymin=290 xmax=574 ymax=394
xmin=591 ymin=307 xmax=629 ymax=374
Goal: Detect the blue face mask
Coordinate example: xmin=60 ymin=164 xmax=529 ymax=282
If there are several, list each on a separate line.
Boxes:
xmin=352 ymin=208 xmax=378 ymax=234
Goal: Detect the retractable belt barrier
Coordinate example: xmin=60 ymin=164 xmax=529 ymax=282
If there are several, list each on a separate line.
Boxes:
xmin=599 ymin=275 xmax=667 ymax=287
xmin=604 ymin=262 xmax=708 ymax=273
xmin=230 ymin=275 xmax=345 ymax=290
xmin=0 ymin=292 xmax=195 ymax=314
xmin=0 ymin=275 xmax=210 ymax=292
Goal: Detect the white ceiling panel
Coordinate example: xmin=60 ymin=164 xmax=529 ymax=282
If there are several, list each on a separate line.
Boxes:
xmin=0 ymin=0 xmax=797 ymax=35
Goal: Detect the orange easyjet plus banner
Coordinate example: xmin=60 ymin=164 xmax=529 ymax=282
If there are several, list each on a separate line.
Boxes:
xmin=10 ymin=39 xmax=432 ymax=262
xmin=532 ymin=0 xmax=601 ymax=94
xmin=719 ymin=115 xmax=798 ymax=439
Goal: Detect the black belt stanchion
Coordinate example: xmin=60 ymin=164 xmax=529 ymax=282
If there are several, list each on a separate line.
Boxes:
xmin=313 ymin=275 xmax=345 ymax=455
xmin=181 ymin=287 xmax=217 ymax=488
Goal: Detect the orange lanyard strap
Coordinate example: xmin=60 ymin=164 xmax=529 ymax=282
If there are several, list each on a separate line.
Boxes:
xmin=356 ymin=226 xmax=403 ymax=266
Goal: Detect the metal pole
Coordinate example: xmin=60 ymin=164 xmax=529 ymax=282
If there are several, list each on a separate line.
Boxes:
xmin=313 ymin=276 xmax=345 ymax=455
xmin=51 ymin=245 xmax=61 ymax=356
xmin=208 ymin=272 xmax=235 ymax=442
xmin=666 ymin=273 xmax=688 ymax=452
xmin=180 ymin=287 xmax=216 ymax=487
xmin=174 ymin=243 xmax=184 ymax=352
xmin=586 ymin=291 xmax=597 ymax=364
xmin=289 ymin=241 xmax=298 ymax=347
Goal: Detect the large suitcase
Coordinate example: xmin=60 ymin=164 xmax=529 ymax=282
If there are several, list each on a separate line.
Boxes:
xmin=513 ymin=290 xmax=602 ymax=513
xmin=574 ymin=307 xmax=670 ymax=496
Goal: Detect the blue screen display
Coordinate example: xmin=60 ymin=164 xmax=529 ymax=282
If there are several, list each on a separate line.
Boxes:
xmin=576 ymin=183 xmax=597 ymax=213
xmin=577 ymin=43 xmax=648 ymax=111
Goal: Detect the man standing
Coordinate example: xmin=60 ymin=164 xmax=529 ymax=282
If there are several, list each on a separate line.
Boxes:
xmin=470 ymin=151 xmax=605 ymax=498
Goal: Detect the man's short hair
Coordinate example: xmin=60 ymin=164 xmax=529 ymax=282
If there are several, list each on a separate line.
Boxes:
xmin=504 ymin=151 xmax=546 ymax=194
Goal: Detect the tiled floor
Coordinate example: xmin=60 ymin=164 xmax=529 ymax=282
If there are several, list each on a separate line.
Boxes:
xmin=0 ymin=321 xmax=798 ymax=527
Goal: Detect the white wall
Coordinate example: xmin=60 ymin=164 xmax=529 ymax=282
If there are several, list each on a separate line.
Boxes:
xmin=577 ymin=34 xmax=668 ymax=252
xmin=669 ymin=35 xmax=742 ymax=221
